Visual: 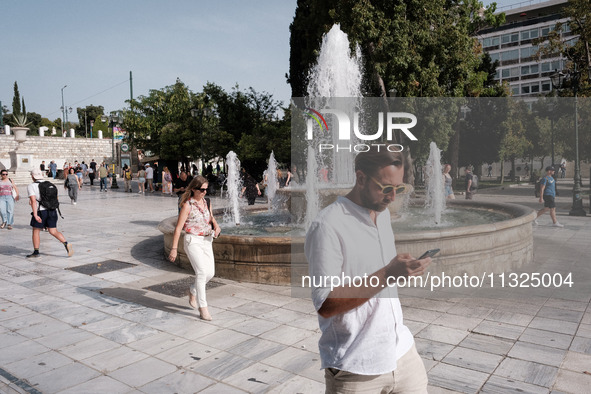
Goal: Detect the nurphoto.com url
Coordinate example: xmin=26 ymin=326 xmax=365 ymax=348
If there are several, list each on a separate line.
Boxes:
xmin=301 ymin=272 xmax=574 ymax=292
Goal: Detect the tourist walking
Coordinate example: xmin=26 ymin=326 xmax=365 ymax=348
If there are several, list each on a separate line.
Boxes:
xmin=465 ymin=166 xmax=477 ymax=200
xmin=168 ymin=176 xmax=221 ymax=321
xmin=487 ymin=164 xmax=493 ymax=178
xmin=137 ymin=166 xmax=146 ymax=194
xmin=26 ymin=168 xmax=73 ymax=258
xmin=49 ymin=160 xmax=57 ymax=179
xmin=0 ymin=170 xmax=19 ymax=230
xmin=305 ymin=146 xmax=431 ymax=393
xmin=98 ymin=163 xmax=108 ymax=192
xmin=146 ymin=164 xmax=154 ymax=192
xmin=75 ymin=165 xmax=84 ymax=186
xmin=443 ymin=164 xmax=455 ymax=200
xmin=560 ymin=162 xmax=566 ymax=178
xmin=65 ymin=168 xmax=82 ymax=204
xmin=89 ymin=159 xmax=97 ymax=185
xmin=240 ymin=171 xmax=261 ymax=205
xmin=162 ymin=166 xmax=173 ymax=195
xmin=535 ymin=166 xmax=564 ymax=227
xmin=122 ymin=165 xmax=133 ymax=192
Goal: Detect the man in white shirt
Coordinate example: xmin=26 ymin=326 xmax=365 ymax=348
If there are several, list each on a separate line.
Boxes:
xmin=145 ymin=164 xmax=154 ymax=193
xmin=26 ymin=168 xmax=73 ymax=258
xmin=305 ymin=147 xmax=431 ymax=393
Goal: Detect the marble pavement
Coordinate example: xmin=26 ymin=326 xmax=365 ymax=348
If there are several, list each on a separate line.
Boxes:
xmin=0 ymin=178 xmax=590 ymax=393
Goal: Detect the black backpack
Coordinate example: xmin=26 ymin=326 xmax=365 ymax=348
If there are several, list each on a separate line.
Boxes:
xmin=37 ymin=181 xmax=63 ymax=217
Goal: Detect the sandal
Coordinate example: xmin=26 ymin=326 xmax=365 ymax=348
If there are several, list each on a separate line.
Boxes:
xmin=0 ymin=222 xmax=5 ymax=229
xmin=7 ymin=225 xmax=12 ymax=230
xmin=199 ymin=307 xmax=212 ymax=321
xmin=188 ymin=292 xmax=197 ymax=309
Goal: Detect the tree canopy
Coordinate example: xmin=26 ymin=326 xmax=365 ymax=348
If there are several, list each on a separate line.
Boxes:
xmin=122 ymin=79 xmax=290 ymax=178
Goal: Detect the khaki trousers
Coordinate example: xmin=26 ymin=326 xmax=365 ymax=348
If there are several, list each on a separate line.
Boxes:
xmin=325 ymin=344 xmax=428 ymax=394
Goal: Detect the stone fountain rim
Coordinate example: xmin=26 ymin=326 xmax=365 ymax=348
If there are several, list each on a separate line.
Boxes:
xmin=158 ymin=200 xmax=535 ymax=244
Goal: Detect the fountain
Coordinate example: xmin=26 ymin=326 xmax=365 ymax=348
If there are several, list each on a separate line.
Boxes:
xmin=225 ymin=151 xmax=242 ymax=225
xmin=159 ymin=24 xmax=536 ymax=286
xmin=265 ymin=151 xmax=279 ymax=210
xmin=424 ymin=142 xmax=446 ymax=225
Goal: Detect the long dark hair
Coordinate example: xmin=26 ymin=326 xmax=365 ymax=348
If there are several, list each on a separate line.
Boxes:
xmin=179 ymin=176 xmax=208 ymax=208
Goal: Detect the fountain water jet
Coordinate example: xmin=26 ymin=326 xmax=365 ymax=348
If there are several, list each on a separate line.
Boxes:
xmin=266 ymin=151 xmax=278 ymax=210
xmin=225 ymin=151 xmax=242 ymax=225
xmin=424 ymin=142 xmax=446 ymax=225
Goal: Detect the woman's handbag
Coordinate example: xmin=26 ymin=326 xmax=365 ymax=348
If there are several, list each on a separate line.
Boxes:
xmin=9 ymin=179 xmax=17 ymax=200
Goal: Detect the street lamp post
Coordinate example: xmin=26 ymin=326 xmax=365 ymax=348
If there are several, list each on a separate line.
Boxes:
xmin=61 ymin=85 xmax=67 ymax=136
xmin=100 ymin=113 xmax=124 ymax=189
xmin=550 ymin=67 xmax=586 ymax=216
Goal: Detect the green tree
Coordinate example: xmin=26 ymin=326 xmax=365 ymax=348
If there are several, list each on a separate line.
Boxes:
xmin=75 ymin=105 xmax=105 ymax=137
xmin=498 ymin=101 xmax=533 ymax=184
xmin=123 ymin=78 xmax=204 ymax=168
xmin=12 ymin=82 xmax=21 ymax=116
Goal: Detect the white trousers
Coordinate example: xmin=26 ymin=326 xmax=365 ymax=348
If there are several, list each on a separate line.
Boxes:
xmin=184 ymin=234 xmax=215 ymax=307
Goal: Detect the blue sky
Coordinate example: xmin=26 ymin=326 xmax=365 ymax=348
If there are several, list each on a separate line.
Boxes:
xmin=2 ymin=0 xmax=519 ymax=121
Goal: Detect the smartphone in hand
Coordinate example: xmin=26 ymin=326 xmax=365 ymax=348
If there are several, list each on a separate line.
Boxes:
xmin=418 ymin=248 xmax=440 ymax=260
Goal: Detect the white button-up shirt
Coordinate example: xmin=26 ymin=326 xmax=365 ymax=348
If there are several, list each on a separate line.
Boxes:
xmin=305 ymin=196 xmax=414 ymax=375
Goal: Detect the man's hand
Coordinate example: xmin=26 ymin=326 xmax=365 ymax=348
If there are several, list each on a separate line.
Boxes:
xmin=33 ymin=215 xmax=42 ymax=223
xmin=385 ymin=253 xmax=431 ymax=279
xmin=539 ymin=197 xmax=543 ymax=203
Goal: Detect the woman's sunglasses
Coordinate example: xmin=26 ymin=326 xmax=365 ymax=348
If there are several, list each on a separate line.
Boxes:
xmin=193 ymin=187 xmax=207 ymax=192
xmin=369 ymin=176 xmax=409 ymax=195
xmin=1 ymin=173 xmax=8 ymax=176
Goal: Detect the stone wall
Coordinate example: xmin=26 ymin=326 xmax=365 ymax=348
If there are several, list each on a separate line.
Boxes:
xmin=0 ymin=135 xmax=113 ymax=170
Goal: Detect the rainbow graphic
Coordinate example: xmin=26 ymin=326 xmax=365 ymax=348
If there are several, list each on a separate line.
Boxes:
xmin=305 ymin=108 xmax=329 ymax=132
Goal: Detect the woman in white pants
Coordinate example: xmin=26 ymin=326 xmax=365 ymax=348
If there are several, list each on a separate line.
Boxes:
xmin=169 ymin=176 xmax=220 ymax=320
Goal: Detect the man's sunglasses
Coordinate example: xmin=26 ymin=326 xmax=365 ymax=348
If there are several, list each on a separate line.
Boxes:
xmin=369 ymin=176 xmax=409 ymax=195
xmin=193 ymin=187 xmax=207 ymax=192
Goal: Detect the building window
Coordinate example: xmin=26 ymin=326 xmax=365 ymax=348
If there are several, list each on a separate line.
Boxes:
xmin=501 ymin=67 xmax=519 ymax=78
xmin=521 ymin=85 xmax=530 ymax=94
xmin=521 ymin=28 xmax=539 ymax=41
xmin=501 ymin=49 xmax=519 ymax=61
xmin=511 ymin=85 xmax=520 ymax=95
xmin=501 ymin=32 xmax=519 ymax=44
xmin=541 ymin=24 xmax=556 ymax=37
xmin=483 ymin=36 xmax=500 ymax=47
xmin=520 ymin=45 xmax=539 ymax=60
xmin=542 ymin=82 xmax=551 ymax=92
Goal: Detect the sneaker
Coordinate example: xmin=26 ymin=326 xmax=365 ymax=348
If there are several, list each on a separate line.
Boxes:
xmin=552 ymin=222 xmax=564 ymax=228
xmin=26 ymin=251 xmax=40 ymax=258
xmin=65 ymin=243 xmax=74 ymax=257
xmin=533 ymin=219 xmax=539 ymax=225
xmin=73 ymin=202 xmax=77 ymax=205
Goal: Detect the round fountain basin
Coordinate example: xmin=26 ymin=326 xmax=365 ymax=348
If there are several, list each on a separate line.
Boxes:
xmin=159 ymin=200 xmax=536 ymax=285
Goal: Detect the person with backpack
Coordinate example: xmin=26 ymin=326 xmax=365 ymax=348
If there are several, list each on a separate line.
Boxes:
xmin=465 ymin=165 xmax=478 ymax=200
xmin=26 ymin=168 xmax=73 ymax=258
xmin=122 ymin=165 xmax=133 ymax=192
xmin=534 ymin=166 xmax=564 ymax=227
